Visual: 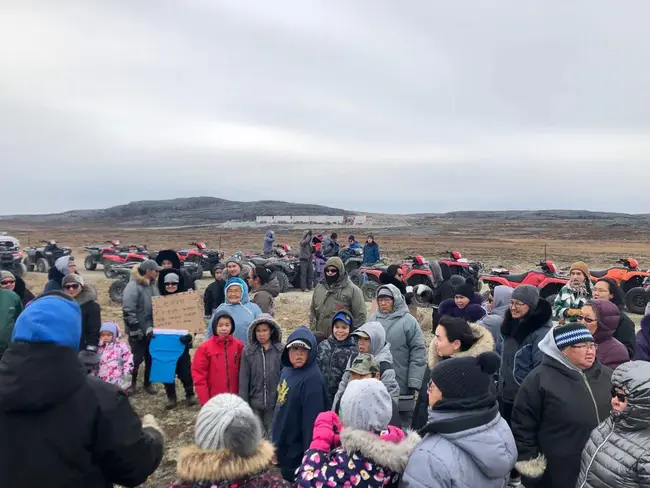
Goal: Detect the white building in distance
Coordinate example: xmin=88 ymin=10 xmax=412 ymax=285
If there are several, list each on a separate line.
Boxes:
xmin=256 ymin=215 xmax=368 ymax=225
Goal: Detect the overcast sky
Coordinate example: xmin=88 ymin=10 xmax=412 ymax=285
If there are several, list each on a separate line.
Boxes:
xmin=1 ymin=1 xmax=649 ymax=215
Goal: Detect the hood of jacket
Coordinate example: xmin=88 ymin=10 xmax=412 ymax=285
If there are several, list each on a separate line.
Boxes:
xmin=175 ymin=440 xmax=275 ymax=483
xmin=158 ymin=268 xmax=188 ymax=295
xmin=301 ymin=229 xmax=311 ymax=240
xmin=73 ymin=283 xmax=98 ymax=306
xmin=324 ymin=256 xmax=348 ymax=288
xmin=354 ymin=321 xmax=387 ymax=356
xmin=422 ymin=404 xmax=515 ymax=480
xmin=247 ymin=314 xmax=283 ymax=345
xmin=538 ymin=327 xmax=583 ymax=374
xmin=0 ymin=343 xmax=87 ymax=412
xmin=130 ymin=263 xmax=155 ymax=286
xmin=589 ymin=299 xmax=620 ymax=342
xmin=501 ymin=298 xmax=553 ymax=343
xmin=210 ymin=310 xmax=236 ymax=336
xmin=155 ymin=249 xmax=181 ymax=270
xmin=99 ymin=322 xmax=122 ymax=343
xmin=379 ymin=272 xmax=407 ymax=294
xmin=492 ymin=285 xmax=513 ymax=316
xmin=281 ymin=327 xmax=318 ymax=368
xmin=339 ymin=428 xmax=421 ymax=474
xmin=373 ymin=284 xmax=409 ymax=321
xmin=224 ymin=277 xmax=251 ymax=304
xmin=257 ymin=278 xmax=281 ymax=298
xmin=46 ymin=265 xmax=66 ymax=285
xmin=428 ymin=322 xmax=495 ymax=368
xmin=12 ymin=276 xmax=28 ymax=300
xmin=611 ymin=360 xmax=650 ymax=431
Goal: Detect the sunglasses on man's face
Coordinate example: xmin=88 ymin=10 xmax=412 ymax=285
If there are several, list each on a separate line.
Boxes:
xmin=611 ymin=387 xmax=627 ymax=402
xmin=64 ymin=284 xmax=80 ymax=290
xmin=0 ymin=280 xmax=15 ymax=286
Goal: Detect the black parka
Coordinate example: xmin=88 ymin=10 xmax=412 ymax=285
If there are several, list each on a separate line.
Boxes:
xmin=0 ymin=343 xmax=164 ymax=487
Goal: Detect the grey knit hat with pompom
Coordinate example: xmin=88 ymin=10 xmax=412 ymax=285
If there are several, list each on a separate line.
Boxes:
xmin=195 ymin=393 xmax=262 ymax=456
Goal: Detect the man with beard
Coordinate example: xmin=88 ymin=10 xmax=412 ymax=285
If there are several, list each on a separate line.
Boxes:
xmin=553 ymin=261 xmax=592 ymax=324
xmin=310 ymin=257 xmax=366 ymax=337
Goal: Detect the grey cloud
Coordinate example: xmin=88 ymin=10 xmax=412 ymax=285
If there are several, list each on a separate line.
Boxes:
xmin=0 ymin=0 xmax=648 ymax=215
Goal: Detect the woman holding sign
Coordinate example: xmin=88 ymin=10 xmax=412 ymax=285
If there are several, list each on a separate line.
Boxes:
xmin=156 ymin=269 xmax=198 ymax=410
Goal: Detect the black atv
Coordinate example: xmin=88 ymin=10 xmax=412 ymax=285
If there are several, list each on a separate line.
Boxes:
xmin=108 ymin=261 xmax=199 ymax=303
xmin=0 ymin=236 xmax=26 ymax=277
xmin=24 ymin=240 xmax=72 ymax=273
xmin=245 ymin=255 xmax=301 ymax=293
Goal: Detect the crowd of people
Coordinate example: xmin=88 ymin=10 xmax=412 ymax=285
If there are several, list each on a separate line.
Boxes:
xmin=1 ymin=234 xmax=650 ymax=487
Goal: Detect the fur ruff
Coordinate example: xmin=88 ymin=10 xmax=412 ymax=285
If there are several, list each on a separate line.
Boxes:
xmin=175 ymin=440 xmax=275 ymax=482
xmin=427 ymin=322 xmax=494 ymax=368
xmin=515 ymin=454 xmax=547 ymax=479
xmin=131 ymin=264 xmax=154 ymax=286
xmin=501 ymin=299 xmax=552 ymax=343
xmin=339 ymin=428 xmax=421 ymax=474
xmin=74 ymin=284 xmax=97 ymax=306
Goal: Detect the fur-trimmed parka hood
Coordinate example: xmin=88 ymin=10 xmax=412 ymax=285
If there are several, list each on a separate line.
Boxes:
xmin=175 ymin=439 xmax=275 ymax=483
xmin=501 ymin=298 xmax=553 ymax=344
xmin=73 ymin=283 xmax=98 ymax=307
xmin=428 ymin=322 xmax=495 ymax=368
xmin=339 ymin=428 xmax=421 ymax=474
xmin=130 ymin=263 xmax=156 ymax=286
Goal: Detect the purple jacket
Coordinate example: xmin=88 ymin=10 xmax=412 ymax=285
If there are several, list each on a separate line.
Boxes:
xmin=437 ymin=293 xmax=485 ymax=320
xmin=635 ymin=315 xmax=650 ymax=361
xmin=590 ymin=299 xmax=630 ymax=370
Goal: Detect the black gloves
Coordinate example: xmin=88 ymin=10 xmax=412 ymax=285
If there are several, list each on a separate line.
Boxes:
xmin=180 ymin=334 xmax=193 ymax=346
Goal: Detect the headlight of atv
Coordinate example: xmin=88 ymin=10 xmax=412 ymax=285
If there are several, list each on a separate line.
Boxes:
xmin=289 ymin=264 xmax=294 ymax=270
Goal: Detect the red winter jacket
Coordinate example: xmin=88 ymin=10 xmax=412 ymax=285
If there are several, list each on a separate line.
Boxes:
xmin=192 ymin=334 xmax=244 ymax=405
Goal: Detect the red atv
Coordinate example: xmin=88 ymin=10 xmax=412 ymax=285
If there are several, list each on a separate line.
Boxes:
xmin=480 ymin=260 xmax=568 ymax=303
xmin=102 ymin=244 xmax=151 ymax=278
xmin=176 ymin=242 xmax=224 ymax=279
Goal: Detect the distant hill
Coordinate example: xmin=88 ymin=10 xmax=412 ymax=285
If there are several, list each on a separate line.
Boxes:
xmin=0 ymin=197 xmax=353 ymax=226
xmin=413 ymin=210 xmax=650 ymax=221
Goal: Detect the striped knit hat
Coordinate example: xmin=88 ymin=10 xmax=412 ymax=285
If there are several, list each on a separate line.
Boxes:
xmin=553 ymin=324 xmax=594 ymax=350
xmin=195 ymin=394 xmax=262 ymax=456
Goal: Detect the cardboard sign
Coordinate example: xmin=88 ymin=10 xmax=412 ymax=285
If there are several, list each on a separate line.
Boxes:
xmin=152 ymin=291 xmax=204 ymax=334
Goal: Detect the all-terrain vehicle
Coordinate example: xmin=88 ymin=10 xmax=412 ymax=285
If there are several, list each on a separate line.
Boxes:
xmin=0 ymin=235 xmax=26 ymax=277
xmin=480 ymin=260 xmax=568 ymax=303
xmin=589 ymin=258 xmax=650 ymax=293
xmin=339 ymin=247 xmax=364 ymax=286
xmin=23 ymin=240 xmax=72 ymax=273
xmin=244 ymin=254 xmax=306 ymax=293
xmin=108 ymin=261 xmax=199 ymax=303
xmin=624 ymin=276 xmax=650 ymax=315
xmin=177 ymin=242 xmax=224 ymax=278
xmin=102 ymin=245 xmax=151 ymax=278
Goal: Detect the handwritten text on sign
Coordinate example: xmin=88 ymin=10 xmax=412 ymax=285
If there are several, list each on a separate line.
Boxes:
xmin=152 ymin=291 xmax=204 ymax=334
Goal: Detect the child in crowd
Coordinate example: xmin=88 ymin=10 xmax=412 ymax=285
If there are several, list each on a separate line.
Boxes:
xmin=239 ymin=314 xmax=284 ymax=437
xmin=157 ymin=270 xmax=197 ymax=410
xmin=192 ymin=311 xmax=244 ymax=405
xmin=316 ymin=311 xmax=356 ymax=408
xmin=296 ymin=378 xmax=420 ymax=488
xmin=272 ymin=327 xmax=327 ymax=482
xmin=332 ymin=321 xmax=400 ymax=411
xmin=93 ymin=321 xmax=133 ymax=391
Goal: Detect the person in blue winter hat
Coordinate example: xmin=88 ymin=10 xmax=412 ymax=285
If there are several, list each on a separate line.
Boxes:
xmin=207 ymin=277 xmax=262 ymax=344
xmin=0 ymin=291 xmax=164 ymax=487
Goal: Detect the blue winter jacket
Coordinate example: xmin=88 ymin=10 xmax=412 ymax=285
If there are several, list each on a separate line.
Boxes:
xmin=363 ymin=242 xmax=381 ymax=265
xmin=206 ymin=278 xmax=262 ymax=344
xmin=263 ymin=231 xmax=275 ymax=254
xmin=272 ymin=327 xmax=328 ymax=475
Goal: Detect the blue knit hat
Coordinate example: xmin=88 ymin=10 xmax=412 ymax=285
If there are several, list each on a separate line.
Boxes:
xmin=553 ymin=323 xmax=594 ymax=350
xmin=12 ymin=294 xmax=81 ymax=349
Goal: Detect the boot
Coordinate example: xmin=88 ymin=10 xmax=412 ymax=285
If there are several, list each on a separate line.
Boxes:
xmin=143 ymin=384 xmax=157 ymax=395
xmin=129 ymin=373 xmax=138 ymax=396
xmin=185 ymin=394 xmax=198 ymax=407
xmin=165 ymin=396 xmax=178 ymax=410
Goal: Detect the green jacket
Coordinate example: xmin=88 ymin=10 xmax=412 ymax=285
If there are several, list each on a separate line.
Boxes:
xmin=552 ymin=284 xmax=591 ymax=323
xmin=0 ymin=289 xmax=23 ymax=358
xmin=310 ymin=257 xmax=367 ymax=336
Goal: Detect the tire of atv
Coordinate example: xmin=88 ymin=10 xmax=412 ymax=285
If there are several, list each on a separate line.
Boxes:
xmin=361 ymin=281 xmax=379 ymax=302
xmin=545 ymin=294 xmax=557 ymax=306
xmin=24 ymin=259 xmax=35 ymax=272
xmin=36 ymin=257 xmax=50 ymax=273
xmin=104 ymin=262 xmax=118 ymax=279
xmin=270 ymin=270 xmax=290 ymax=293
xmin=625 ymin=287 xmax=649 ymax=315
xmin=84 ymin=255 xmax=97 ymax=271
xmin=13 ymin=263 xmax=27 ymax=278
xmin=109 ymin=280 xmax=127 ymax=303
xmin=349 ymin=270 xmax=362 ymax=287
